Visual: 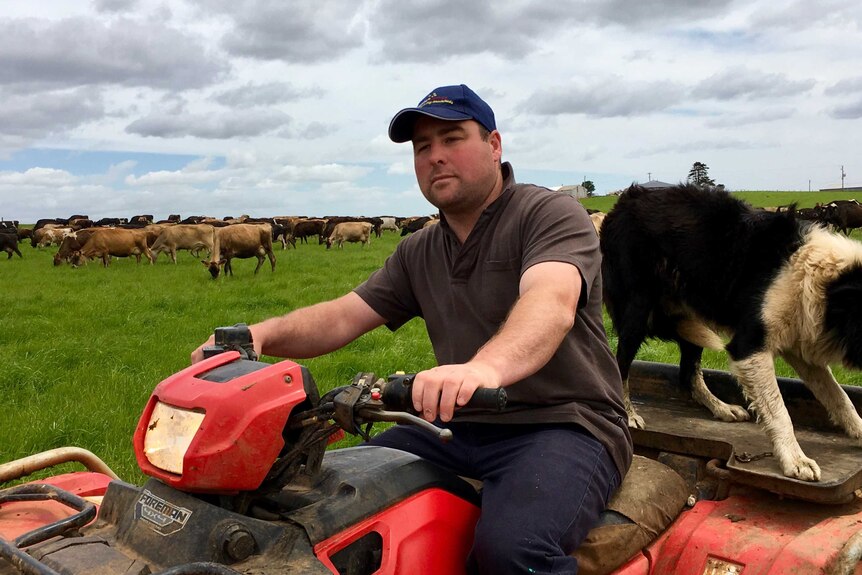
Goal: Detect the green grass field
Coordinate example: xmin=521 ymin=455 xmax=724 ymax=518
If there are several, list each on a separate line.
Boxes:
xmin=2 ymin=189 xmax=861 ymax=484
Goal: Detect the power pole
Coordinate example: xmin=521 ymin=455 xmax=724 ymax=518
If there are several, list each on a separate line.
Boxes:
xmin=842 ymin=165 xmax=846 ymax=190
xmin=648 ymin=172 xmax=652 ymax=181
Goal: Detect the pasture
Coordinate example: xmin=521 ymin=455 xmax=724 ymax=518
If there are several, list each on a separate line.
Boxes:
xmin=2 ymin=190 xmax=862 ymax=485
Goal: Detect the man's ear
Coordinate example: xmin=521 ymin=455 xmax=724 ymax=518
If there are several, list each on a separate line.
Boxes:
xmin=489 ymin=129 xmax=502 ymax=161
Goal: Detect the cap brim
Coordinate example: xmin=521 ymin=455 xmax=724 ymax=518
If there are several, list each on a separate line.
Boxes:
xmin=388 ymin=108 xmax=473 ymax=143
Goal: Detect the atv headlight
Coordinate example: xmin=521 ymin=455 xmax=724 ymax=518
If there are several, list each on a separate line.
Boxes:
xmin=143 ymin=402 xmax=206 ymax=475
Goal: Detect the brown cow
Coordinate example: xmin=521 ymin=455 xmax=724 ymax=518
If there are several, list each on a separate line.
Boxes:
xmin=53 ymin=228 xmax=99 ymax=266
xmin=70 ymin=228 xmax=154 ymax=267
xmin=151 ymin=224 xmax=215 ymax=263
xmin=290 ymin=218 xmax=327 ymax=244
xmin=326 ymin=221 xmax=373 ymax=249
xmin=203 ymin=224 xmax=276 ymax=278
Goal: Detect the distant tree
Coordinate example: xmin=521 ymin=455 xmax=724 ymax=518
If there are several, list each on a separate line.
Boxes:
xmin=583 ymin=180 xmax=596 ymax=197
xmin=688 ymin=162 xmax=715 ymax=187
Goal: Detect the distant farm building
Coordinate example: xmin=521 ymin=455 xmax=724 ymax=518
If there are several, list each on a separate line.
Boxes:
xmin=609 ymin=179 xmax=675 ymax=195
xmin=558 ymin=184 xmax=588 ymax=199
xmin=639 ymin=180 xmax=675 ymax=190
xmin=820 ymin=186 xmax=862 ymax=193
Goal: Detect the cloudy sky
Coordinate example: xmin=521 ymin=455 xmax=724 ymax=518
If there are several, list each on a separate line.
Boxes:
xmin=1 ymin=0 xmax=861 ymax=222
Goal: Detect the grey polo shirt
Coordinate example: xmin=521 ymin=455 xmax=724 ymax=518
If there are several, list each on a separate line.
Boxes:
xmin=354 ymin=163 xmax=632 ymax=477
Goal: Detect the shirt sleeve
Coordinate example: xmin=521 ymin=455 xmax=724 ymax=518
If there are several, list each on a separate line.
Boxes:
xmin=353 ymin=239 xmax=422 ymax=331
xmin=519 ymin=190 xmax=600 ymax=304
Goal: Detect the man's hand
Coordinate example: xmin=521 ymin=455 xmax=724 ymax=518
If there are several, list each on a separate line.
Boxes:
xmin=190 ymin=336 xmax=215 ymax=364
xmin=412 ymin=362 xmax=502 ymax=422
xmin=189 ymin=334 xmax=263 ymax=364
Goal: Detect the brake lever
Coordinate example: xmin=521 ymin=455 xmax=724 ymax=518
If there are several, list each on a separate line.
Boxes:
xmin=356 ymin=407 xmax=453 ymax=442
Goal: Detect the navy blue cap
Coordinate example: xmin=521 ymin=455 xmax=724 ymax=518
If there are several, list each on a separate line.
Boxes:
xmin=388 ymin=84 xmax=497 ymax=143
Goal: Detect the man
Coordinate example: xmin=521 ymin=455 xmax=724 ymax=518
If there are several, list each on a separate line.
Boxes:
xmin=193 ymin=84 xmax=631 ymax=574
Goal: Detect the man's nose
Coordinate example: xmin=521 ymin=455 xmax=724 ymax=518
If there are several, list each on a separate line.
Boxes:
xmin=426 ymin=141 xmax=447 ymax=164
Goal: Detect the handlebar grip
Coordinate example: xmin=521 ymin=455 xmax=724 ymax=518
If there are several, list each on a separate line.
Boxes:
xmin=465 ymin=387 xmax=507 ymax=411
xmin=381 ymin=374 xmax=507 ymax=413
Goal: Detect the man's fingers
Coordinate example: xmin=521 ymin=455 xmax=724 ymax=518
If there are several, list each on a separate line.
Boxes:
xmin=439 ymin=379 xmax=462 ymax=422
xmin=421 ymin=379 xmax=443 ymax=422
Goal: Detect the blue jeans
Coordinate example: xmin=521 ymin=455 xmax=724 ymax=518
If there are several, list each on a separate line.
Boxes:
xmin=369 ymin=422 xmax=620 ymax=575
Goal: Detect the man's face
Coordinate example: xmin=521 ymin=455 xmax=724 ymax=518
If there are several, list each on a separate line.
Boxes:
xmin=411 ymin=117 xmax=502 ymax=215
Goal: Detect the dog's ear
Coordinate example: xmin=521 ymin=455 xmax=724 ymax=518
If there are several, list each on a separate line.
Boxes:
xmin=825 ymin=266 xmax=862 ymax=369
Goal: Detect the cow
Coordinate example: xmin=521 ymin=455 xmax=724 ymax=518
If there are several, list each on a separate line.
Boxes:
xmin=600 ymin=183 xmax=862 ymax=482
xmin=326 ymin=221 xmax=373 ymax=249
xmin=589 ymin=212 xmax=606 ymax=236
xmin=290 ymin=219 xmax=327 ymax=245
xmin=379 ymin=216 xmax=398 ymax=233
xmin=53 ymin=228 xmax=99 ymax=266
xmin=155 ymin=214 xmax=182 ymax=224
xmin=203 ymin=223 xmax=276 ymax=278
xmin=150 ymin=224 xmax=216 ymax=263
xmin=822 ymin=201 xmax=862 ymax=235
xmin=270 ymin=223 xmax=295 ymax=249
xmin=93 ymin=217 xmax=128 ymax=227
xmin=68 ymin=218 xmax=94 ymax=230
xmin=320 ymin=217 xmax=358 ymax=244
xmin=130 ymin=214 xmax=154 ymax=225
xmin=32 ymin=227 xmax=72 ymax=248
xmin=400 ymin=216 xmax=432 ymax=236
xmin=70 ymin=228 xmax=154 ymax=267
xmin=0 ymin=230 xmax=22 ymax=259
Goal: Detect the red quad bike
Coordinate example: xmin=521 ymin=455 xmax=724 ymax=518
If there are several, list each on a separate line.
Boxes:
xmin=3 ymin=325 xmax=862 ymax=575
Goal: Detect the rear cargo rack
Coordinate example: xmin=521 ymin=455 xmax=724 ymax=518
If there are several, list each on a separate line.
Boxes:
xmin=628 ymin=360 xmax=862 ymax=504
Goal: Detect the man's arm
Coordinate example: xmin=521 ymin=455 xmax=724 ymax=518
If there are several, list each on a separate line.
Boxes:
xmin=191 ymin=292 xmax=388 ymax=363
xmin=413 ymin=260 xmax=582 ymax=422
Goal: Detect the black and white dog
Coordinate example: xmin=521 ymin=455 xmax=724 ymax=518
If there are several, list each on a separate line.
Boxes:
xmin=600 ymin=184 xmax=862 ymax=481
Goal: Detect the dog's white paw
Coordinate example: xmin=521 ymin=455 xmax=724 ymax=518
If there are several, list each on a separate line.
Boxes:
xmin=627 ymin=409 xmax=645 ymax=429
xmin=713 ymin=403 xmax=751 ymax=423
xmin=781 ymin=455 xmax=821 ymax=482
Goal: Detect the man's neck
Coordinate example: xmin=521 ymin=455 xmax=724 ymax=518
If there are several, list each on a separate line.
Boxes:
xmin=445 ymin=167 xmax=505 ymax=244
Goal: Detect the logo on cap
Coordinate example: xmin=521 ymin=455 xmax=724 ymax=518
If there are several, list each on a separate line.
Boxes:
xmin=419 ymin=93 xmax=454 ymax=108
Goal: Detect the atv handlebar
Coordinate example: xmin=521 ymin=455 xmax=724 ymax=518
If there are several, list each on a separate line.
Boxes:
xmin=380 ymin=373 xmax=508 ymax=414
xmin=290 ymin=371 xmax=507 ymax=445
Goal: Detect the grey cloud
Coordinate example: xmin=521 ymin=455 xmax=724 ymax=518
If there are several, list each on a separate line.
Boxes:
xmin=0 ymin=16 xmax=227 ymax=90
xmin=0 ymin=86 xmax=104 ymax=139
xmin=370 ymin=1 xmax=534 ymax=61
xmin=587 ymin=0 xmax=734 ymax=27
xmin=829 ymin=99 xmax=862 ymax=119
xmin=369 ymin=0 xmax=734 ymax=62
xmin=126 ymin=109 xmax=292 ymax=139
xmin=214 ymin=82 xmax=323 ymax=108
xmin=92 ymin=0 xmax=139 ymax=13
xmin=825 ymin=77 xmax=862 ymax=96
xmin=748 ymin=0 xmax=861 ymax=31
xmin=704 ymin=107 xmax=795 ymax=128
xmin=201 ymin=0 xmax=365 ymax=62
xmin=525 ymin=80 xmax=686 ymax=118
xmin=691 ymin=67 xmax=815 ymax=101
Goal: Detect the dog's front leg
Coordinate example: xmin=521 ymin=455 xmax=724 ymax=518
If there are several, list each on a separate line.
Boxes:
xmin=622 ymin=376 xmax=645 ymax=429
xmin=730 ymin=351 xmax=821 ymax=481
xmin=781 ymin=353 xmax=862 ymax=440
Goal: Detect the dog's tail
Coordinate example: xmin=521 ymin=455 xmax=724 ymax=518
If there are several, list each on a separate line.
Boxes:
xmin=677 ymin=319 xmax=725 ymax=350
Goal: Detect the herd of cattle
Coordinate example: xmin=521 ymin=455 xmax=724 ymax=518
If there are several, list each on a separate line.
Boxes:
xmin=2 ymin=198 xmax=860 ymax=278
xmin=0 ymin=214 xmax=440 ymax=278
